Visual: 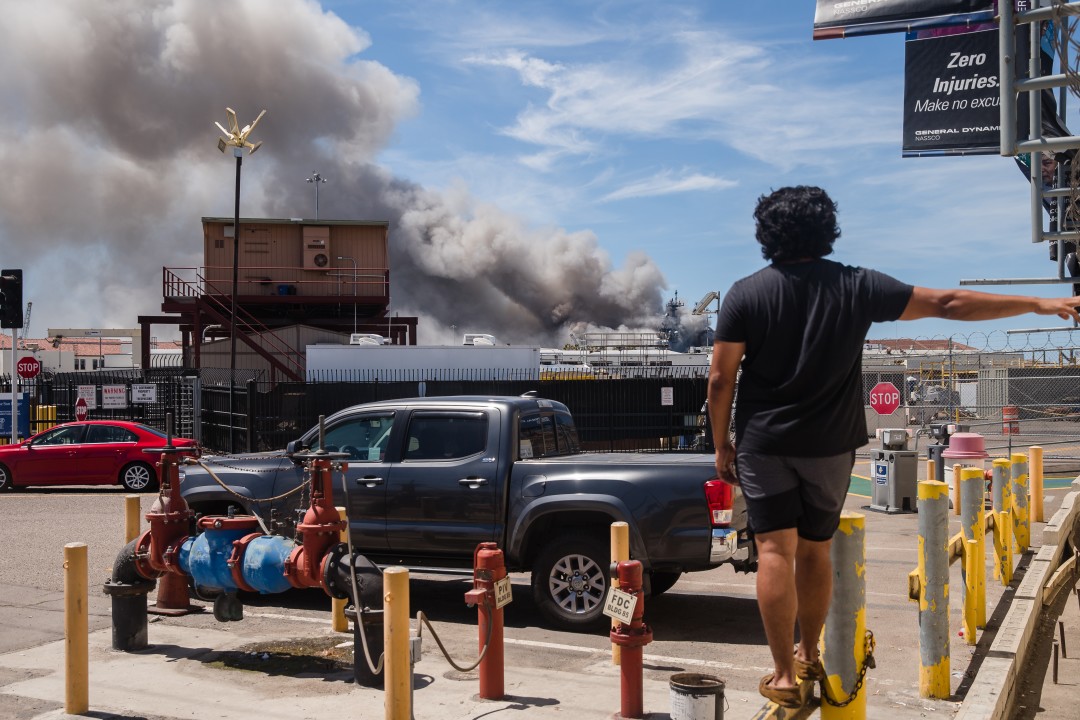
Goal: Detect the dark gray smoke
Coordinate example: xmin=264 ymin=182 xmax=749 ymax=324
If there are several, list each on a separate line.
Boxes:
xmin=0 ymin=0 xmax=695 ymax=347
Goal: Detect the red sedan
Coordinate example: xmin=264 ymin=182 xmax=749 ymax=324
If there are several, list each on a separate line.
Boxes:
xmin=0 ymin=421 xmax=199 ymax=492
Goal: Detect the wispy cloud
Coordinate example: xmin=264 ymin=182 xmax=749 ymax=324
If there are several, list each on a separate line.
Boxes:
xmin=601 ymin=170 xmax=736 ymax=202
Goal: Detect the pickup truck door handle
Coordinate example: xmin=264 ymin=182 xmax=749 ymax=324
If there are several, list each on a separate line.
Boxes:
xmin=458 ymin=477 xmax=488 ymax=488
xmin=356 ymin=476 xmax=384 ymax=488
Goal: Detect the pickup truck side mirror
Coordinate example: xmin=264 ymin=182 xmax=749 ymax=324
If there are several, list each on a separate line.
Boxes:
xmin=285 ymin=439 xmax=307 ymax=455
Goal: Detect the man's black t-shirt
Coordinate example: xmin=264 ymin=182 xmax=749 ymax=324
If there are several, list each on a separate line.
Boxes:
xmin=715 ymin=259 xmax=914 ymax=457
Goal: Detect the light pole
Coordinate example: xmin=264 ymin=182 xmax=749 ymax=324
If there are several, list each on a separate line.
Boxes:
xmin=215 ymin=107 xmax=266 ymax=454
xmin=336 ymin=256 xmax=357 ymax=336
xmin=306 ymin=172 xmax=326 ymax=219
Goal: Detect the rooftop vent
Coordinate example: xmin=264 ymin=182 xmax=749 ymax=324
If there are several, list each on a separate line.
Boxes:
xmin=349 ymin=333 xmax=389 ymax=345
xmin=463 ymin=333 xmax=497 ymax=346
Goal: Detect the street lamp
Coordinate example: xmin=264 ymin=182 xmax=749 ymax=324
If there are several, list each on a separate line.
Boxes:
xmin=336 ymin=256 xmax=357 ymax=336
xmin=215 ymin=107 xmax=266 ymax=453
xmin=306 ymin=172 xmax=327 ymax=219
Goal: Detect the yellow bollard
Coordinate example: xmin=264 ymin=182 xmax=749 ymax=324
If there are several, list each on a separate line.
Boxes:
xmin=917 ymin=480 xmax=951 ymax=699
xmin=610 ymin=521 xmax=629 ymax=666
xmin=951 ymin=464 xmax=962 ymax=516
xmin=332 ymin=507 xmax=349 ymax=633
xmin=1010 ymin=454 xmax=1030 ymax=553
xmin=384 ymin=567 xmax=411 ymax=720
xmin=926 ymin=457 xmax=936 ymax=482
xmin=1029 ymin=446 xmax=1044 ymax=523
xmin=821 ymin=512 xmax=868 ymax=720
xmin=124 ymin=495 xmax=141 ymax=544
xmin=64 ymin=542 xmax=89 ymax=715
xmin=959 ymin=467 xmax=986 ymax=628
xmin=995 ymin=510 xmax=1014 ymax=586
xmin=963 ymin=539 xmax=977 ymax=645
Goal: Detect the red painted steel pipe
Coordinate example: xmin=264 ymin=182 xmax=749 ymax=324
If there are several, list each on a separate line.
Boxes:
xmin=285 ymin=456 xmax=347 ymax=590
xmin=467 ymin=542 xmax=505 ymax=700
xmin=609 ymin=560 xmax=652 ymax=719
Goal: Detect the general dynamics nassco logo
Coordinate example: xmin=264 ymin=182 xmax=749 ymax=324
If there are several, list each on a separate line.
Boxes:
xmin=831 ymin=0 xmax=878 ymax=17
xmin=915 ymin=127 xmax=999 ymax=135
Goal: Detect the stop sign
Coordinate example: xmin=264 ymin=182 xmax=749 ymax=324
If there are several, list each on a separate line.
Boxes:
xmin=74 ymin=397 xmax=88 ymax=421
xmin=16 ymin=356 xmax=40 ymax=379
xmin=869 ymin=381 xmax=902 ymax=415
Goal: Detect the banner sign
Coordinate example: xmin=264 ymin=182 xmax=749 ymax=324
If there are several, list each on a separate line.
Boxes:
xmin=903 ymin=28 xmax=1030 ymax=156
xmin=814 ymin=0 xmax=998 ymax=39
xmin=0 ymin=394 xmax=30 ymax=438
xmin=102 ymin=385 xmax=128 ymax=409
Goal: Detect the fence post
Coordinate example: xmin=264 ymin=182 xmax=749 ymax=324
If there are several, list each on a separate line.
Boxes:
xmin=1010 ymin=453 xmax=1029 ymax=553
xmin=1029 ymin=445 xmax=1044 ymax=523
xmin=960 ymin=467 xmax=986 ymax=631
xmin=245 ymin=379 xmax=256 ymax=453
xmin=917 ymin=480 xmax=950 ymax=699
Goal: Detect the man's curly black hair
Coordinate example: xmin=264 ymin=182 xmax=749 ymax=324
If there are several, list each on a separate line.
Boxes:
xmin=753 ymin=185 xmax=840 ymax=262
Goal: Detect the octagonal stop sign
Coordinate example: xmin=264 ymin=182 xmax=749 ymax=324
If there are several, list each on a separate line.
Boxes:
xmin=74 ymin=397 xmax=88 ymax=422
xmin=869 ymin=381 xmax=902 ymax=415
xmin=16 ymin=356 xmax=40 ymax=379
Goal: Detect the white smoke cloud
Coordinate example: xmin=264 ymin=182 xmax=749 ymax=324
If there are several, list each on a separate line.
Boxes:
xmin=0 ymin=0 xmax=680 ymax=347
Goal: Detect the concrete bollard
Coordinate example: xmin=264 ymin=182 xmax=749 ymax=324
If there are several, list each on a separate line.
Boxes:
xmin=917 ymin=480 xmax=950 ymax=699
xmin=1010 ymin=453 xmax=1030 ymax=553
xmin=822 ymin=512 xmax=869 ymax=719
xmin=1029 ymin=446 xmax=1044 ymax=523
xmin=991 ymin=459 xmax=1011 ymax=583
xmin=959 ymin=467 xmax=986 ymax=629
xmin=611 ymin=521 xmax=629 ymax=666
xmin=384 ymin=567 xmax=411 ymax=720
xmin=64 ymin=542 xmax=89 ymax=715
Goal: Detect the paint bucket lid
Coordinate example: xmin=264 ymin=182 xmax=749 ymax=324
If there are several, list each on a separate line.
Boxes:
xmin=670 ymin=672 xmax=725 ymax=693
xmin=941 ymin=432 xmax=988 ymax=459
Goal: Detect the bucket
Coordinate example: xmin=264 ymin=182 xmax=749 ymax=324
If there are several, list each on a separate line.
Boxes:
xmin=670 ymin=673 xmax=725 ymax=720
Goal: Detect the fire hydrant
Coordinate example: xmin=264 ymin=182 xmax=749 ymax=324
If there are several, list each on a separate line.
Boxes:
xmin=609 ymin=560 xmax=652 ymax=719
xmin=464 ymin=542 xmax=506 ymax=700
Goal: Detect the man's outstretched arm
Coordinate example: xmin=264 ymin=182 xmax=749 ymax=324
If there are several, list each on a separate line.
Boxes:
xmin=900 ymin=287 xmax=1080 ymax=323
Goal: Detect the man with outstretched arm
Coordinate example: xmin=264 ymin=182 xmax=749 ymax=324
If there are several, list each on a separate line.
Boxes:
xmin=707 ymin=185 xmax=1080 ymax=709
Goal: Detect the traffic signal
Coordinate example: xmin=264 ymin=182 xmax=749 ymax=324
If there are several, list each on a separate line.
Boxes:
xmin=0 ymin=269 xmax=23 ymax=329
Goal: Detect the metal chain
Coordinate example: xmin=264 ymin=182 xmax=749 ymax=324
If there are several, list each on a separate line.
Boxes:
xmin=184 ymin=457 xmax=308 ymax=504
xmin=415 ymin=605 xmax=494 ymax=673
xmin=820 ymin=630 xmax=876 ymax=708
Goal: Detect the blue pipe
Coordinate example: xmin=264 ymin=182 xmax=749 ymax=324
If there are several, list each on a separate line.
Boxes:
xmin=178 ymin=529 xmax=297 ymax=595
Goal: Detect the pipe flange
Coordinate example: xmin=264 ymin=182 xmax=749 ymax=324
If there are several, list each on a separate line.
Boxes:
xmin=103 ymin=578 xmax=157 ymax=597
xmin=133 ymin=530 xmax=165 ymax=579
xmin=322 ymin=542 xmax=351 ymax=599
xmin=227 ymin=532 xmax=264 ymax=593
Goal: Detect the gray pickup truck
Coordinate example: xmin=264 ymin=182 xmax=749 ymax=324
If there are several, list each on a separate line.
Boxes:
xmin=179 ymin=395 xmax=754 ymax=630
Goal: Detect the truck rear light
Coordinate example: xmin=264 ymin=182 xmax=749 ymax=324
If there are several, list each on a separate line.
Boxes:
xmin=704 ymin=479 xmax=733 ymax=527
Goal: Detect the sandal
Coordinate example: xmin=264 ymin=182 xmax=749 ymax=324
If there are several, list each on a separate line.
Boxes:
xmin=758 ymin=674 xmax=808 ymax=709
xmin=794 ymin=653 xmax=825 ymax=681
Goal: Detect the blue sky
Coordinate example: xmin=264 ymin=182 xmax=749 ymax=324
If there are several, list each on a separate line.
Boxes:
xmin=1 ymin=0 xmax=1077 ymax=348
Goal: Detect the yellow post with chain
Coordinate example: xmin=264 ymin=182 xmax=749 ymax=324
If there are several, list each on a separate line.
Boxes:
xmin=64 ymin=542 xmax=89 ymax=715
xmin=384 ymin=567 xmax=410 ymax=720
xmin=821 ymin=512 xmax=870 ymax=719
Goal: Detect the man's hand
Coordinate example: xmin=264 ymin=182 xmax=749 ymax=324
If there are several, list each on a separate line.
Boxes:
xmin=1038 ymin=295 xmax=1080 ymax=321
xmin=715 ymin=440 xmax=737 ymax=485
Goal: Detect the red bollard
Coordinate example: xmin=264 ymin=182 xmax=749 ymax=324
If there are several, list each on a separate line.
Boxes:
xmin=610 ymin=560 xmax=653 ymax=719
xmin=464 ymin=542 xmax=505 ymax=700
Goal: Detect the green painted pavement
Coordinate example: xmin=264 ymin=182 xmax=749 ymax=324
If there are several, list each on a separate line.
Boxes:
xmin=848 ymin=474 xmax=1076 ymax=498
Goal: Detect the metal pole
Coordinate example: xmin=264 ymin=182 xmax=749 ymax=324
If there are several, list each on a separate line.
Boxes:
xmin=384 ymin=567 xmax=411 ymax=720
xmin=822 ymin=511 xmax=868 ymax=719
xmin=64 ymin=542 xmax=89 ymax=714
xmin=1032 ymin=17 xmax=1045 ymax=245
xmin=610 ymin=521 xmax=629 ymax=665
xmin=1030 ymin=445 xmax=1045 ymax=522
xmin=1010 ymin=453 xmax=1030 ymax=552
xmin=960 ymin=467 xmax=987 ymax=633
xmin=10 ymin=329 xmax=15 ymax=443
xmin=230 ymin=149 xmax=242 ymax=455
xmin=1000 ymin=0 xmax=1017 ymax=156
xmin=917 ymin=480 xmax=950 ymax=699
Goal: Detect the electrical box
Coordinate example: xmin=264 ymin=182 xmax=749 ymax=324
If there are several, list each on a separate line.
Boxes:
xmin=302 ymin=226 xmax=331 ymax=271
xmin=870 ymin=428 xmax=917 ymax=514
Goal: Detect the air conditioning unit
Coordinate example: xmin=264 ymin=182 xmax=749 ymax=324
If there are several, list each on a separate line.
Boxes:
xmin=303 ymin=226 xmax=331 ymax=271
xmin=349 ymin=333 xmax=389 ymax=345
xmin=463 ymin=333 xmax=497 ymax=346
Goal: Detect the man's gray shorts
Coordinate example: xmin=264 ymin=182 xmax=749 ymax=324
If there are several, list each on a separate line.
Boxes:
xmin=735 ymin=451 xmax=855 ymax=541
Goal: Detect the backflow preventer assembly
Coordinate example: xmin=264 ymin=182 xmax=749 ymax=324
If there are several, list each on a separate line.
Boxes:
xmin=103 ymin=417 xmax=385 ymax=686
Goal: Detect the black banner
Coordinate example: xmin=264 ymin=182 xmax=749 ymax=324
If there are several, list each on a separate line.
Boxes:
xmin=903 ymin=29 xmax=1004 ymax=155
xmin=814 ymin=0 xmax=996 ymax=39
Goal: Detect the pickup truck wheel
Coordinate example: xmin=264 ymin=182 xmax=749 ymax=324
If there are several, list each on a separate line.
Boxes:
xmin=531 ymin=533 xmax=609 ymax=631
xmin=648 ymin=571 xmax=682 ymax=597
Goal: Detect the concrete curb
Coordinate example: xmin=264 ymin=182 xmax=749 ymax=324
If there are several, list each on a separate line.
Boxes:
xmin=954 ymin=478 xmax=1080 ymax=720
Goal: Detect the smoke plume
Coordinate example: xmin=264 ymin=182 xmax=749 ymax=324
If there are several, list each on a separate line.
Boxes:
xmin=0 ymin=0 xmax=701 ymax=348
